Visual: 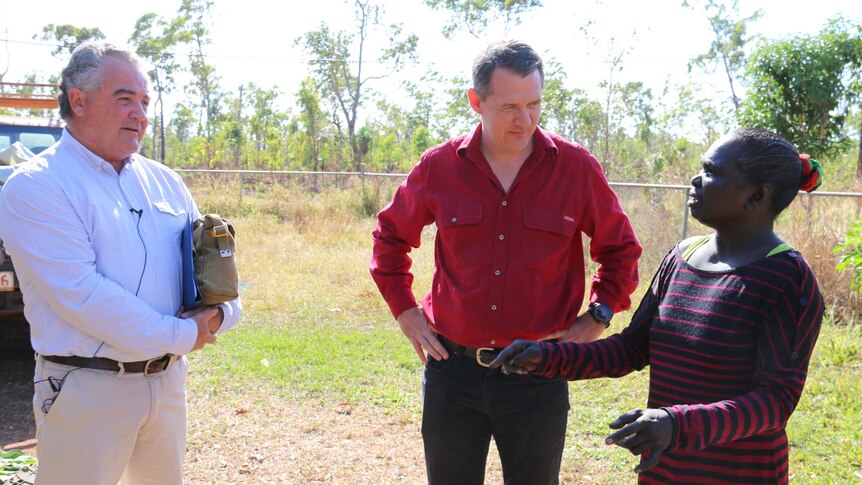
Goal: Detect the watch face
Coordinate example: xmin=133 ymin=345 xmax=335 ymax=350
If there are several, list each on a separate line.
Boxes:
xmin=591 ymin=303 xmax=611 ymax=323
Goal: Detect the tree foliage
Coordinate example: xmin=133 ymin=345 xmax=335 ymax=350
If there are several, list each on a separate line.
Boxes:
xmin=129 ymin=13 xmax=187 ymax=161
xmin=297 ymin=0 xmax=418 ymax=171
xmin=36 ymin=24 xmax=106 ymax=57
xmin=177 ymin=0 xmax=221 ymax=143
xmin=12 ymin=4 xmax=860 ymax=187
xmin=423 ymin=0 xmax=542 ymax=39
xmin=686 ymin=0 xmax=761 ymax=118
xmin=740 ymin=17 xmax=862 ymax=160
xmin=835 ymin=220 xmax=862 ymax=292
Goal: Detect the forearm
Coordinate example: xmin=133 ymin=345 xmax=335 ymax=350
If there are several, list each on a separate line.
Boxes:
xmin=0 ymin=186 xmax=196 ymax=356
xmin=664 ymin=385 xmax=801 ymax=451
xmin=25 ymin=267 xmax=198 ymax=356
xmin=370 ymin=229 xmax=422 ymax=319
xmin=538 ymin=333 xmax=648 ymax=380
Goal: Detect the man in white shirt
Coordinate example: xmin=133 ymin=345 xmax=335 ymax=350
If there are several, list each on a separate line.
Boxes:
xmin=0 ymin=41 xmax=241 ymax=484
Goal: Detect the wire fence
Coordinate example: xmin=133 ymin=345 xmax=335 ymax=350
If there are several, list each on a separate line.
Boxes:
xmin=177 ymin=168 xmax=862 ymax=239
xmin=178 ymin=168 xmax=862 ymax=318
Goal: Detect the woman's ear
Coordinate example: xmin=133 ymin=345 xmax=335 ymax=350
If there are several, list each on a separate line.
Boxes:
xmin=745 ymin=183 xmax=772 ymax=212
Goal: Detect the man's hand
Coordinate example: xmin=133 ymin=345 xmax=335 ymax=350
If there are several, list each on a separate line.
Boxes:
xmin=542 ymin=313 xmax=606 ymax=343
xmin=180 ymin=305 xmax=223 ymax=333
xmin=605 ymin=408 xmax=674 ymax=474
xmin=396 ymin=306 xmax=448 ymax=364
xmin=187 ymin=306 xmax=218 ymax=352
xmin=488 ymin=339 xmax=543 ymax=375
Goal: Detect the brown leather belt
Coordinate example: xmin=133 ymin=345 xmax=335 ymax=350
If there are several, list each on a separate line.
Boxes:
xmin=438 ymin=335 xmax=503 ymax=367
xmin=41 ymin=353 xmax=178 ymax=376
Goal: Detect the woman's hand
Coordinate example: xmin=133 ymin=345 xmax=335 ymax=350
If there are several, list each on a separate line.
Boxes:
xmin=605 ymin=408 xmax=674 ymax=473
xmin=488 ymin=340 xmax=544 ymax=375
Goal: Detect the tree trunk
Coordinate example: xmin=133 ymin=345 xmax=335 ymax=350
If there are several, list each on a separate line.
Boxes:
xmin=857 ymin=116 xmax=862 ymax=178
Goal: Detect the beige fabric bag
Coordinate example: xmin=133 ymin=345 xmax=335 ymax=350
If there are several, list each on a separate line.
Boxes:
xmin=193 ymin=214 xmax=238 ymax=306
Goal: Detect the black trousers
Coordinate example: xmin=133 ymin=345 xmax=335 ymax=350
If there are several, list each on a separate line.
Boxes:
xmin=421 ymin=352 xmax=569 ymax=485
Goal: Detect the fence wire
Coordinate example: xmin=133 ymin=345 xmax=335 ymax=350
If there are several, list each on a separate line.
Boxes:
xmin=179 ymin=169 xmax=862 ymax=319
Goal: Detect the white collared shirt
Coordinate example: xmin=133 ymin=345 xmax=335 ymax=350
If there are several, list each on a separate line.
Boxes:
xmin=0 ymin=129 xmax=240 ymax=362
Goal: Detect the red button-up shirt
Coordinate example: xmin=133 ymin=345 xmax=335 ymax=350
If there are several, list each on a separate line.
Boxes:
xmin=370 ymin=124 xmax=641 ymax=348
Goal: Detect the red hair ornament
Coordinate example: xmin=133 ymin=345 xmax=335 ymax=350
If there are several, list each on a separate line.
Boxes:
xmin=799 ymin=154 xmax=822 ymax=192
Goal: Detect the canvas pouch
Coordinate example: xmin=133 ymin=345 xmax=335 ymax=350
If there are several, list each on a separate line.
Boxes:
xmin=193 ymin=214 xmax=238 ymax=306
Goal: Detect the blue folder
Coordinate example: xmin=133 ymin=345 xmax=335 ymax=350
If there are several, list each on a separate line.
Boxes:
xmin=181 ymin=218 xmax=202 ymax=310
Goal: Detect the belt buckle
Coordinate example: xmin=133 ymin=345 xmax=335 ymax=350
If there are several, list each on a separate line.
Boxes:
xmin=144 ymin=354 xmax=174 ymax=376
xmin=475 ymin=347 xmax=497 ymax=367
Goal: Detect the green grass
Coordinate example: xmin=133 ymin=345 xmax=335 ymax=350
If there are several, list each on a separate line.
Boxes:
xmin=184 ymin=181 xmax=862 ymax=483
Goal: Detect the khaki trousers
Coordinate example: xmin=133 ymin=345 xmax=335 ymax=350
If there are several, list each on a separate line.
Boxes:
xmin=32 ymin=355 xmax=189 ymax=485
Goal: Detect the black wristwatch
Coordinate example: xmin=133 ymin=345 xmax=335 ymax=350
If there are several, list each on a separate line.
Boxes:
xmin=587 ymin=302 xmax=613 ymax=328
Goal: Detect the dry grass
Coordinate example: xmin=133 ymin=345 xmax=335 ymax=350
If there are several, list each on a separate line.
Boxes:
xmin=177 ymin=176 xmax=862 ymax=484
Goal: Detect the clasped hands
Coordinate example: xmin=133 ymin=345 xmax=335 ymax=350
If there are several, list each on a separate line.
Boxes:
xmin=489 ymin=340 xmax=673 ymax=474
xmin=180 ymin=305 xmax=224 ymax=351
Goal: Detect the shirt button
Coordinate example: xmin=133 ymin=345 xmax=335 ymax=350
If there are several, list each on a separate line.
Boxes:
xmin=490 ymin=340 xmax=496 ymax=345
xmin=502 ymin=201 xmax=507 ymax=206
xmin=491 ymin=305 xmax=497 ymax=311
xmin=494 ymin=270 xmax=501 ymax=276
xmin=499 ymin=234 xmax=505 ymax=240
xmin=451 ymin=217 xmax=457 ymax=223
xmin=791 ymin=351 xmax=799 ymax=359
xmin=800 ymin=297 xmax=808 ymax=305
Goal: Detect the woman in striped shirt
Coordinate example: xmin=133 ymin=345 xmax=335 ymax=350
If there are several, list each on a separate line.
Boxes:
xmin=491 ymin=127 xmax=825 ymax=484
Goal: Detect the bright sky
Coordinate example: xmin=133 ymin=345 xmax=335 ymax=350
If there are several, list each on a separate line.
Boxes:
xmin=2 ymin=0 xmax=861 ymax=135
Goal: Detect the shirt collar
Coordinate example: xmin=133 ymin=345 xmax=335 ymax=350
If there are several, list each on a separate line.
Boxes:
xmin=61 ymin=128 xmax=135 ymax=174
xmin=457 ymin=123 xmax=559 ymax=162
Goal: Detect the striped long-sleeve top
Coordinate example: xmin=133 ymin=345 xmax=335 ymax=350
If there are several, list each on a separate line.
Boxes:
xmin=540 ymin=241 xmax=824 ymax=484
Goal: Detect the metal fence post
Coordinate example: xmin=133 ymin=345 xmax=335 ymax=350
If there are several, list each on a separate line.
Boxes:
xmin=681 ymin=188 xmax=689 ymax=239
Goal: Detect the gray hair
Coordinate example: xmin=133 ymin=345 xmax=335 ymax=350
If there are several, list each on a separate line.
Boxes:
xmin=58 ymin=41 xmax=144 ymax=120
xmin=472 ymin=40 xmax=544 ymax=100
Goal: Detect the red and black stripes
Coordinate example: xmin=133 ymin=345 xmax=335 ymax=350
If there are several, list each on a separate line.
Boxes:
xmin=540 ymin=246 xmax=824 ymax=484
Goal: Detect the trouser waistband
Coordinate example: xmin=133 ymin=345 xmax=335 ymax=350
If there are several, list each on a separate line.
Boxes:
xmin=41 ymin=353 xmax=178 ymax=376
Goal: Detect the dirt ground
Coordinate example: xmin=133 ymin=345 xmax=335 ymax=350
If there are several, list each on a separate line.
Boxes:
xmin=0 ymin=358 xmax=37 ymax=457
xmin=1 ymin=357 xmax=506 ymax=484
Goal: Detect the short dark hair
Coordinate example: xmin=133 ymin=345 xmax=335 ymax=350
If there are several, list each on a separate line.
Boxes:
xmin=58 ymin=41 xmax=143 ymax=120
xmin=730 ymin=128 xmax=804 ymax=215
xmin=472 ymin=40 xmax=544 ymax=100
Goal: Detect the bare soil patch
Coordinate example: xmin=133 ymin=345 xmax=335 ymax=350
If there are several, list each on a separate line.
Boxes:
xmin=184 ymin=395 xmax=505 ymax=484
xmin=3 ymin=360 xmax=510 ymax=484
xmin=0 ymin=358 xmax=37 ymax=456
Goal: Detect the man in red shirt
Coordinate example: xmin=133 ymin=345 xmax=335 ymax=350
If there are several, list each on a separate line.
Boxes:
xmin=370 ymin=40 xmax=641 ymax=484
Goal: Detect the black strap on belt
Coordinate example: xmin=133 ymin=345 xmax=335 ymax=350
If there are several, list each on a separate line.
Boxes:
xmin=438 ymin=335 xmax=503 ymax=367
xmin=41 ymin=354 xmax=177 ymax=376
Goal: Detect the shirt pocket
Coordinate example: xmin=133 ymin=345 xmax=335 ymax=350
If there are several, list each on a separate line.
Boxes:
xmin=437 ymin=203 xmax=483 ymax=229
xmin=522 ymin=207 xmax=578 ymax=268
xmin=151 ymin=199 xmax=188 ymax=246
xmin=153 ymin=200 xmax=186 ymax=217
xmin=436 ymin=202 xmax=484 ymax=266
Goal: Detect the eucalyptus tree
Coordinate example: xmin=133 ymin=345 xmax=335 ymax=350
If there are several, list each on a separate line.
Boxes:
xmin=176 ymin=0 xmax=221 ymax=143
xmin=244 ymin=83 xmax=289 ymax=169
xmin=293 ymin=78 xmax=327 ymax=172
xmin=422 ymin=0 xmax=542 ymax=39
xmin=685 ymin=0 xmax=762 ymax=119
xmin=129 ymin=13 xmax=186 ymax=161
xmin=297 ymin=0 xmax=418 ymax=172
